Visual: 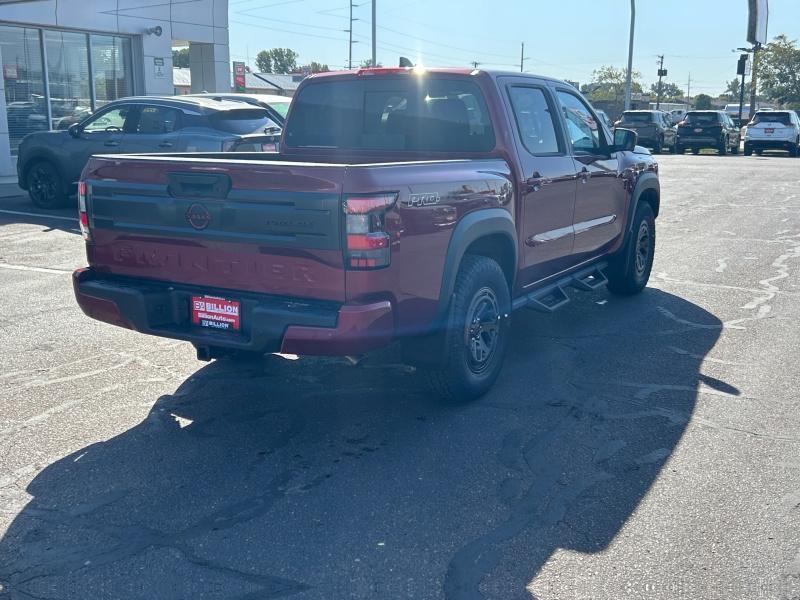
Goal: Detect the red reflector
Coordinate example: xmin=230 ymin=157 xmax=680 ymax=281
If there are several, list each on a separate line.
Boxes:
xmin=79 ymin=212 xmax=89 ymax=227
xmin=78 ymin=181 xmax=86 ymax=197
xmin=347 ymin=233 xmax=389 ymax=250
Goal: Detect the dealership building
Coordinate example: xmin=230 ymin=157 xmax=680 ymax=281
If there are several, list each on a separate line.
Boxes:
xmin=0 ymin=0 xmax=230 ymax=178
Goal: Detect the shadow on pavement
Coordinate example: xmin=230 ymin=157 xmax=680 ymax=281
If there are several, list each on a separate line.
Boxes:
xmin=0 ymin=288 xmax=730 ymax=599
xmin=0 ymin=195 xmax=79 ymax=235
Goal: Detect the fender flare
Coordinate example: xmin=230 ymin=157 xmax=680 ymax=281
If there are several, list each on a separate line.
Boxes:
xmin=434 ymin=208 xmax=518 ymax=324
xmin=626 ymin=171 xmax=660 ymax=232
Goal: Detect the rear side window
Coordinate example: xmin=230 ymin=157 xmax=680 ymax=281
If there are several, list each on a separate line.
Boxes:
xmin=284 ymin=77 xmax=495 ymax=152
xmin=751 ymin=112 xmax=793 ymax=126
xmin=508 ymin=86 xmax=560 ymax=155
xmin=211 ymin=109 xmax=273 ymax=134
xmin=136 ymin=105 xmax=182 ymax=134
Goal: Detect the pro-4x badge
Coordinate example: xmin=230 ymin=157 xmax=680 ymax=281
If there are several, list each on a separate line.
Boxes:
xmin=404 ymin=192 xmax=440 ymax=207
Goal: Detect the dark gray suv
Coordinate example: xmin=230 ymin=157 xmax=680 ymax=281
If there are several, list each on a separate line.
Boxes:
xmin=17 ymin=96 xmax=274 ymax=208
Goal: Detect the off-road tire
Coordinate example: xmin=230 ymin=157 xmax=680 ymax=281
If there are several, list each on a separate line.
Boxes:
xmin=607 ymin=202 xmax=656 ymax=296
xmin=27 ymin=160 xmax=68 ymax=209
xmin=425 ymin=255 xmax=511 ymax=402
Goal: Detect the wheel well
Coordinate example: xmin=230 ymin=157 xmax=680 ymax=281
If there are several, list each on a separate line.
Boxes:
xmin=464 ymin=234 xmax=516 ymax=289
xmin=638 ymin=188 xmax=660 ymax=218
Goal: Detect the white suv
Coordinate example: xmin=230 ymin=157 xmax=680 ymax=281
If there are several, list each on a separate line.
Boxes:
xmin=744 ymin=110 xmax=800 ymax=157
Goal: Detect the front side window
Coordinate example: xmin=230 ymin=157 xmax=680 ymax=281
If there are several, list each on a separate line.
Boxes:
xmin=284 ymin=76 xmax=495 ymax=153
xmin=83 ymin=105 xmax=133 ymax=132
xmin=136 ymin=105 xmax=181 ymax=134
xmin=557 ymin=90 xmax=602 ymax=154
xmin=508 ymin=86 xmax=560 ymax=155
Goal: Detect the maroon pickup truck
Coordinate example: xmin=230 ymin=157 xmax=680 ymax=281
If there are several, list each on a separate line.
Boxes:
xmin=73 ymin=68 xmax=659 ymax=400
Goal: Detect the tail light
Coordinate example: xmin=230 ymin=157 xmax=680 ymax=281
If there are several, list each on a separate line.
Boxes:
xmin=78 ymin=181 xmax=91 ymax=241
xmin=343 ymin=193 xmax=397 ymax=270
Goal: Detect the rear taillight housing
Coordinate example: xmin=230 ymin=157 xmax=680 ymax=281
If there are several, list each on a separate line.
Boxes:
xmin=343 ymin=193 xmax=397 ymax=270
xmin=78 ymin=181 xmax=91 ymax=241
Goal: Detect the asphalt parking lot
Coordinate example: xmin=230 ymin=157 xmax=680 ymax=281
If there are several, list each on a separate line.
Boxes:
xmin=1 ymin=154 xmax=799 ymax=600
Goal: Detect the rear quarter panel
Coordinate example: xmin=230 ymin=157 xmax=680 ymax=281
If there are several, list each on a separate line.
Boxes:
xmin=342 ymin=158 xmax=514 ymax=335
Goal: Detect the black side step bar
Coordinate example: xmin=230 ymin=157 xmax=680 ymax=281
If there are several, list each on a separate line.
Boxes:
xmin=512 ymin=262 xmax=608 ymax=314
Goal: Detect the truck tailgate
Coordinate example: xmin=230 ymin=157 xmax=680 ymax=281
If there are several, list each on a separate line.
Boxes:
xmin=84 ymin=156 xmax=347 ymax=302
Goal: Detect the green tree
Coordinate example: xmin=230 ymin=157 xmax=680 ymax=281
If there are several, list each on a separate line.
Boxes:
xmin=172 ymin=47 xmax=190 ymax=68
xmin=581 ymin=66 xmax=642 ymax=104
xmin=722 ymin=78 xmax=753 ymax=101
xmin=299 ymin=61 xmax=330 ymax=74
xmin=648 ymin=81 xmax=683 ymax=101
xmin=694 ymin=94 xmax=713 ymax=109
xmin=359 ymin=59 xmax=383 ymax=68
xmin=758 ymin=34 xmax=800 ymax=106
xmin=255 ymin=48 xmax=298 ymax=74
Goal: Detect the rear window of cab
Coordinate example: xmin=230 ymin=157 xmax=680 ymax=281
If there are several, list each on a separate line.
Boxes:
xmin=751 ymin=112 xmax=793 ymax=125
xmin=284 ymin=76 xmax=496 ymax=153
xmin=621 ymin=112 xmax=654 ymax=123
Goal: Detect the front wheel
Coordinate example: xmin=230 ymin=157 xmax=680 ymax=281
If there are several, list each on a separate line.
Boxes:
xmin=607 ymin=202 xmax=656 ymax=296
xmin=424 ymin=255 xmax=511 ymax=402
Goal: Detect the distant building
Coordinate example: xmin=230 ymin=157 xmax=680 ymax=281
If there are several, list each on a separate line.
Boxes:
xmin=173 ymin=68 xmax=304 ymax=97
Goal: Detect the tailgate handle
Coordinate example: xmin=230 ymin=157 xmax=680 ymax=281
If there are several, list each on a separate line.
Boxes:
xmin=167 ymin=173 xmax=231 ymax=199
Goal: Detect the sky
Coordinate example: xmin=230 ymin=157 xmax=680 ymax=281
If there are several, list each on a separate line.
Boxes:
xmin=228 ymin=0 xmax=800 ymax=97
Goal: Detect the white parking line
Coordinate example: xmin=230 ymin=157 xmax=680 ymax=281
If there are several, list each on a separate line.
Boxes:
xmin=0 ymin=263 xmax=72 ymax=275
xmin=0 ymin=209 xmax=76 ymax=223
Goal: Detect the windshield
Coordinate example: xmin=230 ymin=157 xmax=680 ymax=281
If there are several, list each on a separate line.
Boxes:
xmin=751 ymin=112 xmax=792 ymax=125
xmin=284 ymin=76 xmax=495 ymax=152
xmin=684 ymin=113 xmax=720 ymax=125
xmin=621 ymin=113 xmax=653 ymax=123
xmin=269 ymin=101 xmax=290 ymax=118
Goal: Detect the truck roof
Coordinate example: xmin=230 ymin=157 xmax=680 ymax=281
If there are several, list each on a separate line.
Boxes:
xmin=304 ymin=67 xmax=575 ymax=88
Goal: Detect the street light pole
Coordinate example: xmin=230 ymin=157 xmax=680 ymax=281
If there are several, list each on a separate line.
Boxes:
xmin=749 ymin=42 xmax=761 ymax=119
xmin=371 ymin=0 xmax=376 ymax=68
xmin=348 ymin=0 xmax=353 ymax=69
xmin=624 ymin=0 xmax=636 ymax=110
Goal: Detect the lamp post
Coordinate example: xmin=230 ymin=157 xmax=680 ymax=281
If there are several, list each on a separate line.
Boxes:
xmin=624 ymin=0 xmax=636 ymax=110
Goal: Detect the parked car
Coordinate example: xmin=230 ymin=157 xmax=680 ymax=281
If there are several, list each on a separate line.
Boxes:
xmin=614 ymin=110 xmax=676 ymax=153
xmin=73 ymin=68 xmax=660 ymax=401
xmin=188 ymin=92 xmax=289 ymax=127
xmin=676 ymin=111 xmax=741 ymax=155
xmin=743 ymin=110 xmax=800 ymax=156
xmin=17 ymin=96 xmax=276 ymax=208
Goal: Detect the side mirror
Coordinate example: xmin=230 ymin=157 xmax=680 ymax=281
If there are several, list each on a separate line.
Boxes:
xmin=68 ymin=123 xmax=83 ymax=138
xmin=613 ymin=127 xmax=637 ymax=152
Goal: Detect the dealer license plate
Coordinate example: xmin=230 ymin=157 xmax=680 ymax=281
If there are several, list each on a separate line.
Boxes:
xmin=191 ymin=296 xmax=241 ymax=331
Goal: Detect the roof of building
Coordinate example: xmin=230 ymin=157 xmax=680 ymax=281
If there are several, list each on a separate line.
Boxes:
xmin=172 ymin=68 xmax=304 ymax=93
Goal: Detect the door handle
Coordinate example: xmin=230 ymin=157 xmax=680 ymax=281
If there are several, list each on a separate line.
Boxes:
xmin=104 ymin=140 xmax=119 ymax=147
xmin=526 ymin=172 xmax=553 ymax=192
xmin=579 ymin=167 xmax=591 ymax=184
xmin=158 ymin=141 xmax=174 ymax=148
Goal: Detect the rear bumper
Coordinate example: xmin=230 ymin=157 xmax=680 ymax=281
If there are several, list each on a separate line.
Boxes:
xmin=744 ymin=139 xmax=797 ymax=150
xmin=72 ymin=268 xmax=394 ymax=356
xmin=677 ymin=135 xmax=721 ymax=147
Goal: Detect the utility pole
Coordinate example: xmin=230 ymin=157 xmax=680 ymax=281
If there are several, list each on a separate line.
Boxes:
xmin=736 ymin=53 xmax=748 ymax=124
xmin=624 ymin=0 xmax=636 ymax=110
xmin=348 ymin=1 xmax=353 ymax=69
xmin=686 ymin=73 xmax=692 ymax=105
xmin=655 ymin=54 xmax=665 ymax=110
xmin=471 ymin=60 xmax=481 ymax=69
xmin=749 ymin=43 xmax=761 ymax=119
xmin=520 ymin=42 xmax=524 ymax=72
xmin=371 ymin=0 xmax=376 ymax=68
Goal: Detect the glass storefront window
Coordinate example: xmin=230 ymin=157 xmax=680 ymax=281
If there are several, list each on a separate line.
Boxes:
xmin=44 ymin=30 xmax=92 ymax=131
xmin=91 ymin=35 xmax=133 ymax=108
xmin=0 ymin=25 xmax=47 ymax=154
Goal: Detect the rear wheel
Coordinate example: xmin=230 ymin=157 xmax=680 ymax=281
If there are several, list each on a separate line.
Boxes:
xmin=675 ymin=144 xmax=684 ymax=154
xmin=790 ymin=142 xmax=799 ymax=157
xmin=692 ymin=148 xmax=700 ymax=155
xmin=653 ymin=137 xmax=663 ymax=154
xmin=744 ymin=146 xmax=753 ymax=156
xmin=424 ymin=255 xmax=511 ymax=402
xmin=607 ymin=202 xmax=656 ymax=296
xmin=27 ymin=160 xmax=68 ymax=209
xmin=718 ymin=138 xmax=728 ymax=156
